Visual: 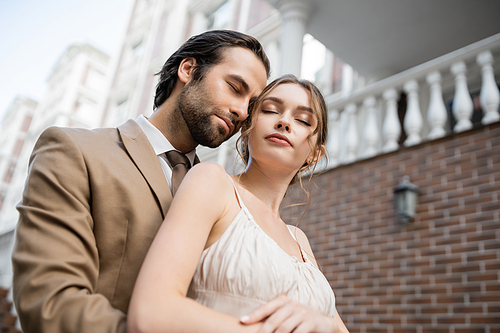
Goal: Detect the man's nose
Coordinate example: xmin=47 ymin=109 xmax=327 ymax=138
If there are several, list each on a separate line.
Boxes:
xmin=229 ymin=100 xmax=249 ymax=121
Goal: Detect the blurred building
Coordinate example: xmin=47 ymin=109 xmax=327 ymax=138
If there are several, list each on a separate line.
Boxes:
xmin=0 ymin=43 xmax=110 ymax=288
xmin=0 ymin=97 xmax=37 ymax=213
xmin=98 ymin=0 xmax=354 ymax=170
xmin=1 ymin=0 xmax=499 ymax=332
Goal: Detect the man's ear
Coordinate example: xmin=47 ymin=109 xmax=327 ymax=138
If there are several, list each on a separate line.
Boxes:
xmin=177 ymin=58 xmax=196 ymax=84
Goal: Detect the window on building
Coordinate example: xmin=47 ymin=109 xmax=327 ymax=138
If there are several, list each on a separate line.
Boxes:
xmin=3 ymin=162 xmax=16 ymax=184
xmin=21 ymin=115 xmax=32 ymax=132
xmin=208 ymin=1 xmax=233 ymax=30
xmin=331 ymin=57 xmax=344 ymax=94
xmin=12 ymin=139 xmax=24 ymax=157
xmin=246 ymin=0 xmax=276 ymax=30
xmin=132 ymin=41 xmax=145 ymax=62
xmin=113 ymin=99 xmax=129 ymax=125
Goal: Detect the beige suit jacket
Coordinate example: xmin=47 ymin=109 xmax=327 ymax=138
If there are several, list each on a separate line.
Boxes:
xmin=13 ymin=119 xmax=173 ymax=333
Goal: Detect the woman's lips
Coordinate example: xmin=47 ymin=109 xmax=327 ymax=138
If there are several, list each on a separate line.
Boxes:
xmin=265 ymin=133 xmax=292 ymax=147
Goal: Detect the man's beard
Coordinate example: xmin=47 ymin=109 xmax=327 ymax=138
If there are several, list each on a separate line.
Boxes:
xmin=176 ymin=79 xmax=233 ymax=148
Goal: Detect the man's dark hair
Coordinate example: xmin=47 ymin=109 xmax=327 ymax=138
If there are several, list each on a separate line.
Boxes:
xmin=153 ymin=30 xmax=271 ymax=109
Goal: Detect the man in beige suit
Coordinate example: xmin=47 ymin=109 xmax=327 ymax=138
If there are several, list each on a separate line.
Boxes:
xmin=12 ymin=30 xmax=270 ymax=333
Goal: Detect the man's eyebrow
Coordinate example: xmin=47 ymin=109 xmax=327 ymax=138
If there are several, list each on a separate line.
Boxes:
xmin=228 ymin=74 xmax=249 ymax=93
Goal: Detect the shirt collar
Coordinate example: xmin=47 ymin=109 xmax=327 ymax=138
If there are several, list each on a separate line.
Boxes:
xmin=136 ymin=115 xmax=197 ymax=166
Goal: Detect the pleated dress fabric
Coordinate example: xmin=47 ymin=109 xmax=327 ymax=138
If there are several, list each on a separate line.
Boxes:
xmin=187 ymin=178 xmax=336 ymax=319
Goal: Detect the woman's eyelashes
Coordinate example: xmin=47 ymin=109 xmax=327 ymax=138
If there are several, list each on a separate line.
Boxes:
xmin=261 ymin=109 xmax=277 ymax=114
xmin=261 ymin=109 xmax=312 ymax=127
xmin=296 ymin=118 xmax=312 ymax=126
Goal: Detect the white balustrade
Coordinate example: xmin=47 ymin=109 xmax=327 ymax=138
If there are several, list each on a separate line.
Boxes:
xmin=451 ymin=61 xmax=473 ymax=132
xmin=426 ymin=71 xmax=447 ymax=139
xmin=382 ymin=88 xmax=400 ymax=153
xmin=344 ymin=103 xmax=358 ymax=164
xmin=326 ymin=109 xmax=339 ymax=168
xmin=477 ymin=51 xmax=500 ymax=124
xmin=362 ymin=96 xmax=379 ymax=158
xmin=320 ymin=33 xmax=500 ymax=170
xmin=403 ymin=80 xmax=423 ymax=146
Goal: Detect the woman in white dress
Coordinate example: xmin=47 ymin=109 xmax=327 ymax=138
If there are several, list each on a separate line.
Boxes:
xmin=128 ymin=75 xmax=349 ymax=333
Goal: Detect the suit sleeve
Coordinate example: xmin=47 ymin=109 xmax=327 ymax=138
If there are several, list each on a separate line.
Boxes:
xmin=12 ymin=127 xmax=126 ymax=333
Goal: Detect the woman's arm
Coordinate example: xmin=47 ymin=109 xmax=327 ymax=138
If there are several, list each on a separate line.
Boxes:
xmin=240 ymin=226 xmax=349 ymax=333
xmin=127 ymin=163 xmax=262 ymax=333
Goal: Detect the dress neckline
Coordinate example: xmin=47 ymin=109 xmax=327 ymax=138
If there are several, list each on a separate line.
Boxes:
xmin=225 ymin=175 xmax=311 ymax=264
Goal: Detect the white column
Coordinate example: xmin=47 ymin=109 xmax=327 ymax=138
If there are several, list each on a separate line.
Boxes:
xmin=451 ymin=61 xmax=473 ymax=132
xmin=127 ymin=0 xmax=167 ymax=119
xmin=344 ymin=103 xmax=358 ymax=164
xmin=426 ymin=71 xmax=447 ymax=140
xmin=274 ymin=0 xmax=310 ymax=76
xmin=164 ymin=0 xmax=190 ymax=56
xmin=190 ymin=11 xmax=209 ymax=36
xmin=326 ymin=109 xmax=339 ymax=168
xmin=237 ymin=0 xmax=252 ymax=32
xmin=382 ymin=88 xmax=401 ymax=153
xmin=403 ymin=80 xmax=423 ymax=147
xmin=362 ymin=96 xmax=379 ymax=158
xmin=477 ymin=51 xmax=500 ymax=125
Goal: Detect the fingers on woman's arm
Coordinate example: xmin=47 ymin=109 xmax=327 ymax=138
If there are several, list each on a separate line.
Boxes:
xmin=240 ymin=295 xmax=290 ymax=324
xmin=242 ymin=296 xmax=335 ymax=333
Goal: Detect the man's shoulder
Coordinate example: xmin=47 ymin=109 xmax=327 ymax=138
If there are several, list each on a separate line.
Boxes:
xmin=39 ymin=119 xmax=141 ymax=145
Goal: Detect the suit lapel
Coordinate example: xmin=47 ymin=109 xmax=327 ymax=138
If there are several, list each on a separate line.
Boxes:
xmin=118 ymin=119 xmax=172 ymax=218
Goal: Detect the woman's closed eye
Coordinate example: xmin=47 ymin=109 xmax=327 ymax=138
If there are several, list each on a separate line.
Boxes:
xmin=261 ymin=109 xmax=278 ymax=114
xmin=296 ymin=118 xmax=312 ymax=126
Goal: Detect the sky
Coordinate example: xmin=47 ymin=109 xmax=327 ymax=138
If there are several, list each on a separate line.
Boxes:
xmin=0 ymin=0 xmax=132 ymax=122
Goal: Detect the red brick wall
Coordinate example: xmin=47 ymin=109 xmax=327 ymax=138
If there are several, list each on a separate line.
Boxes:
xmin=282 ymin=122 xmax=500 ymax=333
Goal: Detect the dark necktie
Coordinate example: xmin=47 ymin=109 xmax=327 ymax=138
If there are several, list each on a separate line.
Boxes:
xmin=165 ymin=150 xmax=191 ymax=196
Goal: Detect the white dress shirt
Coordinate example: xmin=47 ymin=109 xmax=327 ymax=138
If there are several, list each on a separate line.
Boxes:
xmin=136 ymin=115 xmax=197 ymax=190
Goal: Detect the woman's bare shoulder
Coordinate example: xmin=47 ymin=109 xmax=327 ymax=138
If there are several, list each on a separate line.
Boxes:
xmin=180 ymin=162 xmax=234 ymax=197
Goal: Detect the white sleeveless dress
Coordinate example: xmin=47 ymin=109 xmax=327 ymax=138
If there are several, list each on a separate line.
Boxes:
xmin=187 ymin=178 xmax=336 ymax=318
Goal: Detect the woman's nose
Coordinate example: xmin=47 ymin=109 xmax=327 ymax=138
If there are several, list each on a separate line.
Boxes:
xmin=275 ymin=117 xmax=291 ymax=132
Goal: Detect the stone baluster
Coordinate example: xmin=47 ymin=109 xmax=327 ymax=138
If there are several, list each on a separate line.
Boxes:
xmin=362 ymin=96 xmax=379 ymax=158
xmin=382 ymin=88 xmax=401 ymax=153
xmin=451 ymin=61 xmax=473 ymax=132
xmin=477 ymin=51 xmax=500 ymax=124
xmin=344 ymin=103 xmax=358 ymax=164
xmin=426 ymin=71 xmax=447 ymax=139
xmin=403 ymin=80 xmax=423 ymax=146
xmin=326 ymin=109 xmax=339 ymax=168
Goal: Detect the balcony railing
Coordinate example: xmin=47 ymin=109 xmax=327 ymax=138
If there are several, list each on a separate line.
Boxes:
xmin=324 ymin=33 xmax=500 ymax=168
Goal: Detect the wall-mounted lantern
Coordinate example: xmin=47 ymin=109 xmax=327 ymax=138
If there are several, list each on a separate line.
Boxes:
xmin=393 ymin=176 xmax=419 ymax=224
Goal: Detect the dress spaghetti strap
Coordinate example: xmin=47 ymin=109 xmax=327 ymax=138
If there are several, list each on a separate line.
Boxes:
xmin=226 ymin=175 xmax=245 ymax=209
xmin=286 ymin=225 xmax=309 ymax=262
